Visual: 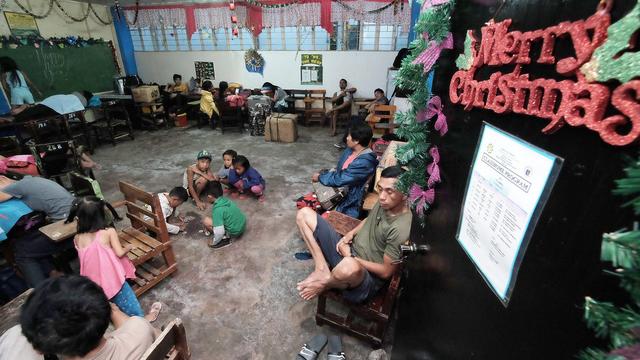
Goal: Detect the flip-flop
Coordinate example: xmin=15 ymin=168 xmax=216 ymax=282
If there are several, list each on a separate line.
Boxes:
xmin=327 ymin=335 xmax=345 ymax=360
xmin=146 ymin=302 xmax=162 ymax=323
xmin=295 ymin=251 xmax=313 ymax=261
xmin=296 ymin=334 xmax=327 ymax=360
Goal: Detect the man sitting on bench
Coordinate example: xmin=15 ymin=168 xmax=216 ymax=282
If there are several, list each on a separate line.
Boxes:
xmin=295 ymin=165 xmax=412 ymax=303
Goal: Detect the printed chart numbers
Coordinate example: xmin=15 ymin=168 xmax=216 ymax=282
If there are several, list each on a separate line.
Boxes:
xmin=194 ymin=61 xmax=215 ymax=80
xmin=456 ymin=122 xmax=563 ymax=306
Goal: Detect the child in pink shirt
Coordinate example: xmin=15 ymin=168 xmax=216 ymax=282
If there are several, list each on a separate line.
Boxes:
xmin=68 ymin=196 xmax=161 ymax=320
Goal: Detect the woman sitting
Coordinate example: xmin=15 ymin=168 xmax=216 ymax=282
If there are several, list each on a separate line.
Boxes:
xmin=312 ymin=124 xmax=378 ymax=218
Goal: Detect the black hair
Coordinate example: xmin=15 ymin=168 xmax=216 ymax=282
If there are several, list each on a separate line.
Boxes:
xmin=0 ymin=56 xmax=22 ymax=87
xmin=218 ymin=81 xmax=229 ymax=100
xmin=340 ymin=78 xmax=347 ymax=83
xmin=202 ymin=181 xmax=223 ymax=199
xmin=261 ymin=82 xmax=276 ymax=91
xmin=348 ymin=124 xmax=373 ymax=147
xmin=202 ymin=80 xmax=213 ymax=91
xmin=82 ymin=90 xmax=94 ymax=102
xmin=374 ymin=88 xmax=384 ymax=94
xmin=173 ymin=74 xmax=182 ymax=81
xmin=169 ymin=186 xmax=188 ymax=202
xmin=65 ymin=196 xmax=119 ymax=233
xmin=223 ymin=149 xmax=237 ymax=159
xmin=233 ymin=155 xmax=251 ymax=170
xmin=20 ymin=275 xmax=111 ymax=357
xmin=381 ymin=165 xmax=405 ymax=179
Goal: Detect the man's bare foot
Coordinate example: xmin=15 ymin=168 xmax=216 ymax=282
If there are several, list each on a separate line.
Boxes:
xmin=144 ymin=302 xmax=162 ymax=323
xmin=297 ymin=267 xmax=330 ymax=291
xmin=299 ymin=276 xmax=330 ymax=300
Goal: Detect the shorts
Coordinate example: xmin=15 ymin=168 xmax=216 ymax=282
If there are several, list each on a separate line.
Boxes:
xmin=313 ymin=214 xmax=384 ymax=303
xmin=10 ymin=88 xmax=35 ymax=105
xmin=110 ymin=282 xmax=144 ymax=317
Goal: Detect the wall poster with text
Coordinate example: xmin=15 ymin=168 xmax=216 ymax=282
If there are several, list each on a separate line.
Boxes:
xmin=300 ymin=54 xmax=322 ymax=85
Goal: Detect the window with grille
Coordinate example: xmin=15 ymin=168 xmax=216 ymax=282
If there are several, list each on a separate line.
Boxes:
xmin=130 ymin=23 xmax=408 ymax=52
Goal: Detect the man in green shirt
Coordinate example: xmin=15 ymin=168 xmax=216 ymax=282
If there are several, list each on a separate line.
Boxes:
xmin=202 ymin=181 xmax=246 ymax=249
xmin=296 ymin=166 xmax=413 ymax=303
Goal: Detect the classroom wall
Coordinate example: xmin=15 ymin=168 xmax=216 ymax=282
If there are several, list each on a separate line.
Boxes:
xmin=0 ymin=0 xmax=122 ymax=72
xmin=134 ymin=51 xmax=398 ymax=96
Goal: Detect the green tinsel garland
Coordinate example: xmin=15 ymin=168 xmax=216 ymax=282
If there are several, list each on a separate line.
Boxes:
xmin=393 ymin=0 xmax=454 ymax=222
xmin=580 ymin=154 xmax=640 ymax=360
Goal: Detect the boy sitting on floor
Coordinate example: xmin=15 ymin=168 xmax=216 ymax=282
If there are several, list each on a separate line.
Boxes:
xmin=218 ymin=149 xmax=237 ymax=187
xmin=145 ymin=186 xmax=189 ymax=234
xmin=183 ymin=150 xmax=216 ymax=210
xmin=202 ymin=181 xmax=246 ymax=249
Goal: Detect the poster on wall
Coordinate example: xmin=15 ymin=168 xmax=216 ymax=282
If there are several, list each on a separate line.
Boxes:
xmin=4 ymin=12 xmax=40 ymax=37
xmin=301 ymin=54 xmax=322 ymax=85
xmin=194 ymin=61 xmax=215 ymax=80
xmin=456 ymin=122 xmax=563 ymax=306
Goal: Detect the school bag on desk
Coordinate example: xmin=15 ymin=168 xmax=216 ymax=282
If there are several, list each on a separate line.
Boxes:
xmin=265 ymin=113 xmax=298 ymax=143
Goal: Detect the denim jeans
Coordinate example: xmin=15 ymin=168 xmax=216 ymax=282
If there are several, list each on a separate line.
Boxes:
xmin=12 ymin=230 xmax=73 ymax=287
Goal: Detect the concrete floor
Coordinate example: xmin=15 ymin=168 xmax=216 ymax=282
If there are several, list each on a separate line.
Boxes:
xmin=92 ymin=125 xmax=394 ymax=359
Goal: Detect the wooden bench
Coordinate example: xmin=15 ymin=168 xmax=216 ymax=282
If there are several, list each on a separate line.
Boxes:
xmin=140 ymin=318 xmax=191 ymax=360
xmin=118 ymin=181 xmax=177 ymax=296
xmin=367 ymin=104 xmax=397 ymax=137
xmin=316 ymin=211 xmax=405 ymax=347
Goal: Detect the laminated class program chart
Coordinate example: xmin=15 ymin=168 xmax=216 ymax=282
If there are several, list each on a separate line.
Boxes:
xmin=456 ymin=122 xmax=563 ymax=306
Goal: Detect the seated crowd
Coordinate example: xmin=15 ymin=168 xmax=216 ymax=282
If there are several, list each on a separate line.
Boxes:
xmin=0 ymin=66 xmax=409 ymax=358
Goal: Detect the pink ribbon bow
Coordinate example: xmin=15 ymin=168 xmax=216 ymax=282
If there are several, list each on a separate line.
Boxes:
xmin=409 ymin=184 xmax=435 ymax=216
xmin=417 ymin=96 xmax=448 ymax=136
xmin=412 ymin=32 xmax=454 ymax=74
xmin=427 ymin=146 xmax=441 ymax=188
xmin=422 ymin=0 xmax=449 ymax=11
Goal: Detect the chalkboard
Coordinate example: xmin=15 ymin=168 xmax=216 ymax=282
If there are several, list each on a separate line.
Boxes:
xmin=0 ymin=43 xmax=117 ymax=99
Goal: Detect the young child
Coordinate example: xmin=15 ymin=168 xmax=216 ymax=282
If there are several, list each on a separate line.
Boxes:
xmin=0 ymin=56 xmax=41 ymax=108
xmin=217 ymin=149 xmax=237 ymax=186
xmin=68 ymin=196 xmax=161 ymax=321
xmin=153 ymin=187 xmax=189 ymax=235
xmin=183 ymin=150 xmax=216 ymax=210
xmin=200 ymin=81 xmax=219 ymax=128
xmin=228 ymin=155 xmax=266 ymax=201
xmin=202 ymin=181 xmax=246 ymax=249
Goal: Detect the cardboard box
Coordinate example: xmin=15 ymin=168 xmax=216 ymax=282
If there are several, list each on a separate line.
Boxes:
xmin=132 ymin=85 xmax=160 ymax=103
xmin=265 ymin=113 xmax=299 ymax=143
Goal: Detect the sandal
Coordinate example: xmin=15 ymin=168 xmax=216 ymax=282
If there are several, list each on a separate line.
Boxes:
xmin=145 ymin=302 xmax=162 ymax=323
xmin=327 ymin=335 xmax=345 ymax=360
xmin=296 ymin=334 xmax=327 ymax=360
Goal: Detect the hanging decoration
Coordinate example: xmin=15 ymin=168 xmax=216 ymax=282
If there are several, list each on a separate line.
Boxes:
xmin=579 ymin=155 xmax=640 ymax=360
xmin=393 ymin=0 xmax=454 ymax=222
xmin=449 ymin=1 xmax=640 ymax=146
xmin=14 ymin=0 xmax=112 ymax=25
xmin=244 ymin=0 xmax=300 ymax=9
xmin=0 ymin=35 xmax=109 ymax=49
xmin=230 ymin=0 xmax=239 ymax=37
xmin=244 ymin=48 xmax=265 ymax=75
xmin=581 ymin=0 xmax=640 ymax=83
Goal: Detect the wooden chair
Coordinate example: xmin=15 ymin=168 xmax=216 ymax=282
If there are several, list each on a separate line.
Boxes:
xmin=304 ymin=90 xmax=327 ymax=126
xmin=140 ymin=318 xmax=191 ymax=360
xmin=27 ymin=139 xmax=82 ymax=186
xmin=316 ymin=211 xmax=405 ymax=347
xmin=90 ymin=100 xmax=135 ymax=146
xmin=285 ymin=89 xmax=308 ymax=114
xmin=215 ymin=100 xmax=244 ymax=134
xmin=118 ymin=181 xmax=177 ymax=296
xmin=367 ymin=104 xmax=397 ymax=136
